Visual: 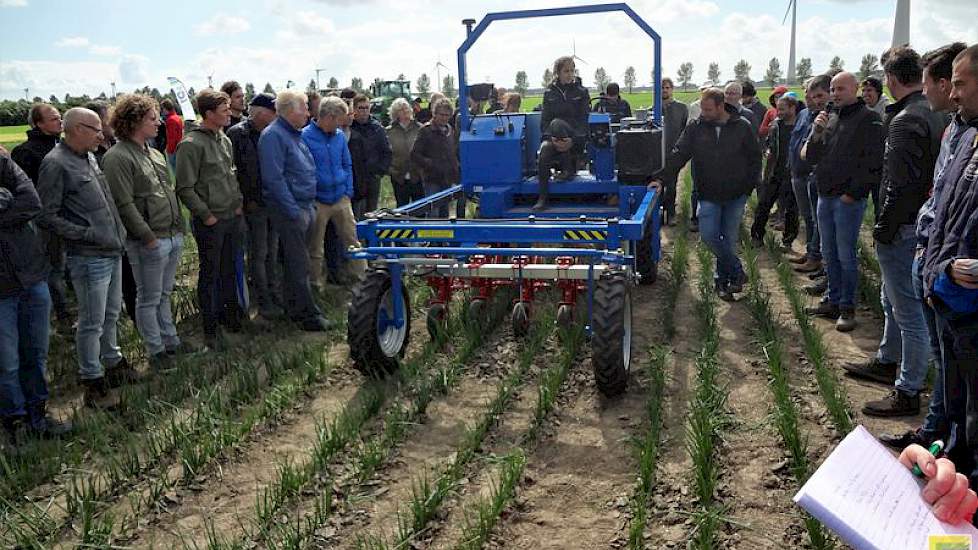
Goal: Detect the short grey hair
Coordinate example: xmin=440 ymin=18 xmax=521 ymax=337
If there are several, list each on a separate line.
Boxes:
xmin=432 ymin=98 xmax=453 ymax=115
xmin=389 ymin=98 xmax=412 ymax=122
xmin=724 ymin=81 xmax=742 ymax=95
xmin=275 ymin=90 xmax=307 ymax=116
xmin=318 ymin=96 xmax=349 ymax=119
xmin=63 ymin=107 xmax=99 ymax=133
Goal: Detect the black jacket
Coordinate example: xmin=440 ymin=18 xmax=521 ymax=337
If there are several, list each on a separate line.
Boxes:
xmin=350 ymin=116 xmax=393 ymax=181
xmin=11 ymin=128 xmax=58 ymax=184
xmin=227 ymin=119 xmax=265 ymax=208
xmin=663 ymin=103 xmax=761 ymax=202
xmin=592 ymin=96 xmax=632 ymax=123
xmin=0 ymin=155 xmax=49 ymax=298
xmin=541 ymin=78 xmax=590 ymax=143
xmin=873 ymin=91 xmax=947 ymax=244
xmin=804 ymin=99 xmax=884 ymax=199
xmin=411 ymin=122 xmax=459 ymax=187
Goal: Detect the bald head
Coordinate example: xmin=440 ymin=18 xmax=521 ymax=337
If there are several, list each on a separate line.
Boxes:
xmin=63 ymin=107 xmax=104 ymax=154
xmin=831 ymin=72 xmax=860 ymax=107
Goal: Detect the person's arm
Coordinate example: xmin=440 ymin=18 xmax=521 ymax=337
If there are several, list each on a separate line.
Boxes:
xmin=10 ymin=146 xmax=39 ymax=184
xmin=377 ymin=127 xmax=393 ymax=175
xmin=341 ymin=134 xmax=354 ymax=199
xmin=900 ymin=444 xmax=978 ymax=524
xmin=873 ymin=113 xmax=919 ymax=243
xmin=622 ymin=99 xmax=632 ymax=119
xmin=174 ymin=140 xmax=214 ymax=222
xmin=103 ymin=150 xmax=155 ymax=245
xmin=36 ymin=159 xmax=91 ymax=241
xmin=745 ymin=123 xmax=763 ymax=185
xmin=848 ymin=112 xmax=885 ymax=201
xmin=410 ymin=129 xmax=433 ymax=173
xmin=0 ymin=158 xmax=42 ymax=228
xmin=258 ymin=131 xmax=300 ymax=220
xmin=678 ymin=103 xmax=688 ymax=129
xmin=662 ymin=123 xmax=694 ymax=179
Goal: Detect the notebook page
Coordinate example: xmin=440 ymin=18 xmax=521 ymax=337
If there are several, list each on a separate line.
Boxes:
xmin=793 ymin=425 xmax=978 ymax=550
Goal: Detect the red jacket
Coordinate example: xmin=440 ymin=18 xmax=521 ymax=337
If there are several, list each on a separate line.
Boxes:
xmin=759 ymin=107 xmax=778 ymax=138
xmin=164 ymin=112 xmax=183 ymax=154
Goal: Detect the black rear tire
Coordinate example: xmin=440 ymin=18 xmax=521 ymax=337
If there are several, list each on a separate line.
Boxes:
xmin=348 ymin=269 xmax=411 ymax=377
xmin=591 ymin=272 xmax=631 ymax=396
xmin=635 ymin=231 xmax=657 ymax=285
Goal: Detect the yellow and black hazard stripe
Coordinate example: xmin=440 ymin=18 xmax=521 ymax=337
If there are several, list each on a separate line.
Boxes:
xmin=376 ymin=228 xmax=416 ymax=239
xmin=563 ymin=229 xmax=608 ymax=241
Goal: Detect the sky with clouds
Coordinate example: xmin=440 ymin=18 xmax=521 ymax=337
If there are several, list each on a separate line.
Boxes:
xmin=0 ymin=0 xmax=975 ymax=101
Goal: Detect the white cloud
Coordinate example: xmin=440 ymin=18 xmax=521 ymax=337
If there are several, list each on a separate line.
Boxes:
xmin=55 ymin=36 xmax=90 ymax=48
xmin=282 ymin=10 xmax=336 ymax=37
xmin=194 ymin=14 xmax=251 ymax=36
xmin=0 ymin=0 xmax=28 ymax=7
xmin=89 ymin=44 xmax=121 ymax=56
xmin=118 ymin=54 xmax=149 ymax=84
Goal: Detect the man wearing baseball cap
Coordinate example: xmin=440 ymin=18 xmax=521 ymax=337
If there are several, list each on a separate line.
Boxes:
xmin=227 ymin=93 xmax=283 ymax=321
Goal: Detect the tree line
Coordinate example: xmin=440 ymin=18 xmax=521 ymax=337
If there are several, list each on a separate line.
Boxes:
xmin=672 ymin=53 xmax=884 ymax=91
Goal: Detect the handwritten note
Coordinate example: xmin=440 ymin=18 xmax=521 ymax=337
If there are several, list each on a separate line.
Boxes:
xmin=793 ymin=425 xmax=978 ymax=550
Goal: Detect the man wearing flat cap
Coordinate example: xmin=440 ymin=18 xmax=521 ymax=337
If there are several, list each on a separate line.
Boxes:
xmin=227 ymin=93 xmax=282 ymax=321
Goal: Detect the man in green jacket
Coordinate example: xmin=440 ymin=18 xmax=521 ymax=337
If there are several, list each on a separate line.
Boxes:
xmin=175 ymin=89 xmax=244 ymax=351
xmin=103 ymin=94 xmax=189 ymax=370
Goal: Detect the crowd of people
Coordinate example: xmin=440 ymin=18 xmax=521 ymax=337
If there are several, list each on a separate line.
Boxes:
xmin=0 ymin=79 xmax=476 ymax=438
xmin=654 ymin=42 xmax=978 ymax=523
xmin=2 ymin=41 xmax=978 ymax=526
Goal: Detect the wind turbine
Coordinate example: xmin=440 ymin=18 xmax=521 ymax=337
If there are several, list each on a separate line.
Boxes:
xmin=782 ymin=0 xmax=797 ymax=84
xmin=891 ymin=0 xmax=910 ymax=47
xmin=435 ymin=56 xmax=449 ymax=92
xmin=571 ymin=39 xmax=588 ymax=65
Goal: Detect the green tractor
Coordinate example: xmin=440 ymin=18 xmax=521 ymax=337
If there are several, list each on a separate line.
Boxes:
xmin=369 ymin=80 xmax=412 ymax=125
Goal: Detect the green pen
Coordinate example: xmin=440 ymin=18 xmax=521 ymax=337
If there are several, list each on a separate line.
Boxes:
xmin=912 ymin=440 xmax=945 ymax=478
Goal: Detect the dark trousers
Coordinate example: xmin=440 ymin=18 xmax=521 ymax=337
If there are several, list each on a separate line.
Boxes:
xmin=245 ymin=207 xmax=280 ymax=310
xmin=392 ymin=175 xmax=425 ymax=207
xmin=661 ymin=171 xmax=679 ymax=217
xmin=935 ymin=311 xmax=978 ymax=487
xmin=324 ymin=220 xmax=344 ymax=283
xmin=536 ymin=140 xmax=575 ymax=186
xmin=353 ymin=176 xmax=382 ymax=219
xmin=269 ymin=206 xmax=321 ymax=322
xmin=121 ymin=254 xmax=137 ymax=324
xmin=191 ymin=216 xmax=245 ymax=336
xmin=47 ymin=243 xmax=70 ymax=322
xmin=751 ymin=177 xmax=799 ymax=244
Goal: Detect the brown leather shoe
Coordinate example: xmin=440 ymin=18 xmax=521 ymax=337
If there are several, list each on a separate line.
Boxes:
xmin=793 ymin=258 xmax=822 ymax=273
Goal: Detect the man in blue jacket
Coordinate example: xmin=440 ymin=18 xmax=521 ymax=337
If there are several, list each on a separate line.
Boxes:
xmin=258 ymin=90 xmax=329 ymax=332
xmin=302 ymin=97 xmax=366 ymax=289
xmin=919 ymin=44 xmax=978 ymax=507
xmin=788 ymin=75 xmax=831 ymax=276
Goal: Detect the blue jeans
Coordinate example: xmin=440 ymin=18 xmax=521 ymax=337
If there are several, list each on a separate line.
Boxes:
xmin=67 ymin=255 xmax=123 ymax=380
xmin=126 ymin=235 xmax=183 ymax=356
xmin=816 ymin=195 xmax=866 ymax=308
xmin=876 ymin=226 xmax=931 ymax=394
xmin=792 ymin=174 xmax=821 ymax=260
xmin=914 ymin=253 xmax=946 ymax=433
xmin=697 ymin=194 xmax=747 ymax=286
xmin=0 ymin=282 xmax=51 ymax=418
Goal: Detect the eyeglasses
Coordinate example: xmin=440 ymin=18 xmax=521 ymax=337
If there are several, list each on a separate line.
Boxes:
xmin=79 ymin=122 xmax=104 ymax=135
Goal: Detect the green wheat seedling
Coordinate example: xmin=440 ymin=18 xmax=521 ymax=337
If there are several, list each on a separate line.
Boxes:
xmin=626 ymin=346 xmax=669 ymax=549
xmin=741 ymin=242 xmax=834 ymax=550
xmin=379 ymin=311 xmax=555 ymax=549
xmin=683 ymin=243 xmax=730 ymax=549
xmin=258 ymin=290 xmax=512 ymax=550
xmin=766 ymin=237 xmax=854 ymax=434
xmin=455 ymin=450 xmax=527 ymax=550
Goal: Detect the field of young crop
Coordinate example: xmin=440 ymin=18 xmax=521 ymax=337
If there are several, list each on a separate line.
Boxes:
xmin=0 ymin=167 xmax=911 ymax=550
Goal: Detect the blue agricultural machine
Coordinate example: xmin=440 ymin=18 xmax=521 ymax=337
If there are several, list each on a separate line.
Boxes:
xmin=347 ymin=3 xmax=665 ymax=396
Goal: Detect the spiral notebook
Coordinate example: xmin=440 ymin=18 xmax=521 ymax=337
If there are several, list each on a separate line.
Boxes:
xmin=793 ymin=425 xmax=978 ymax=550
